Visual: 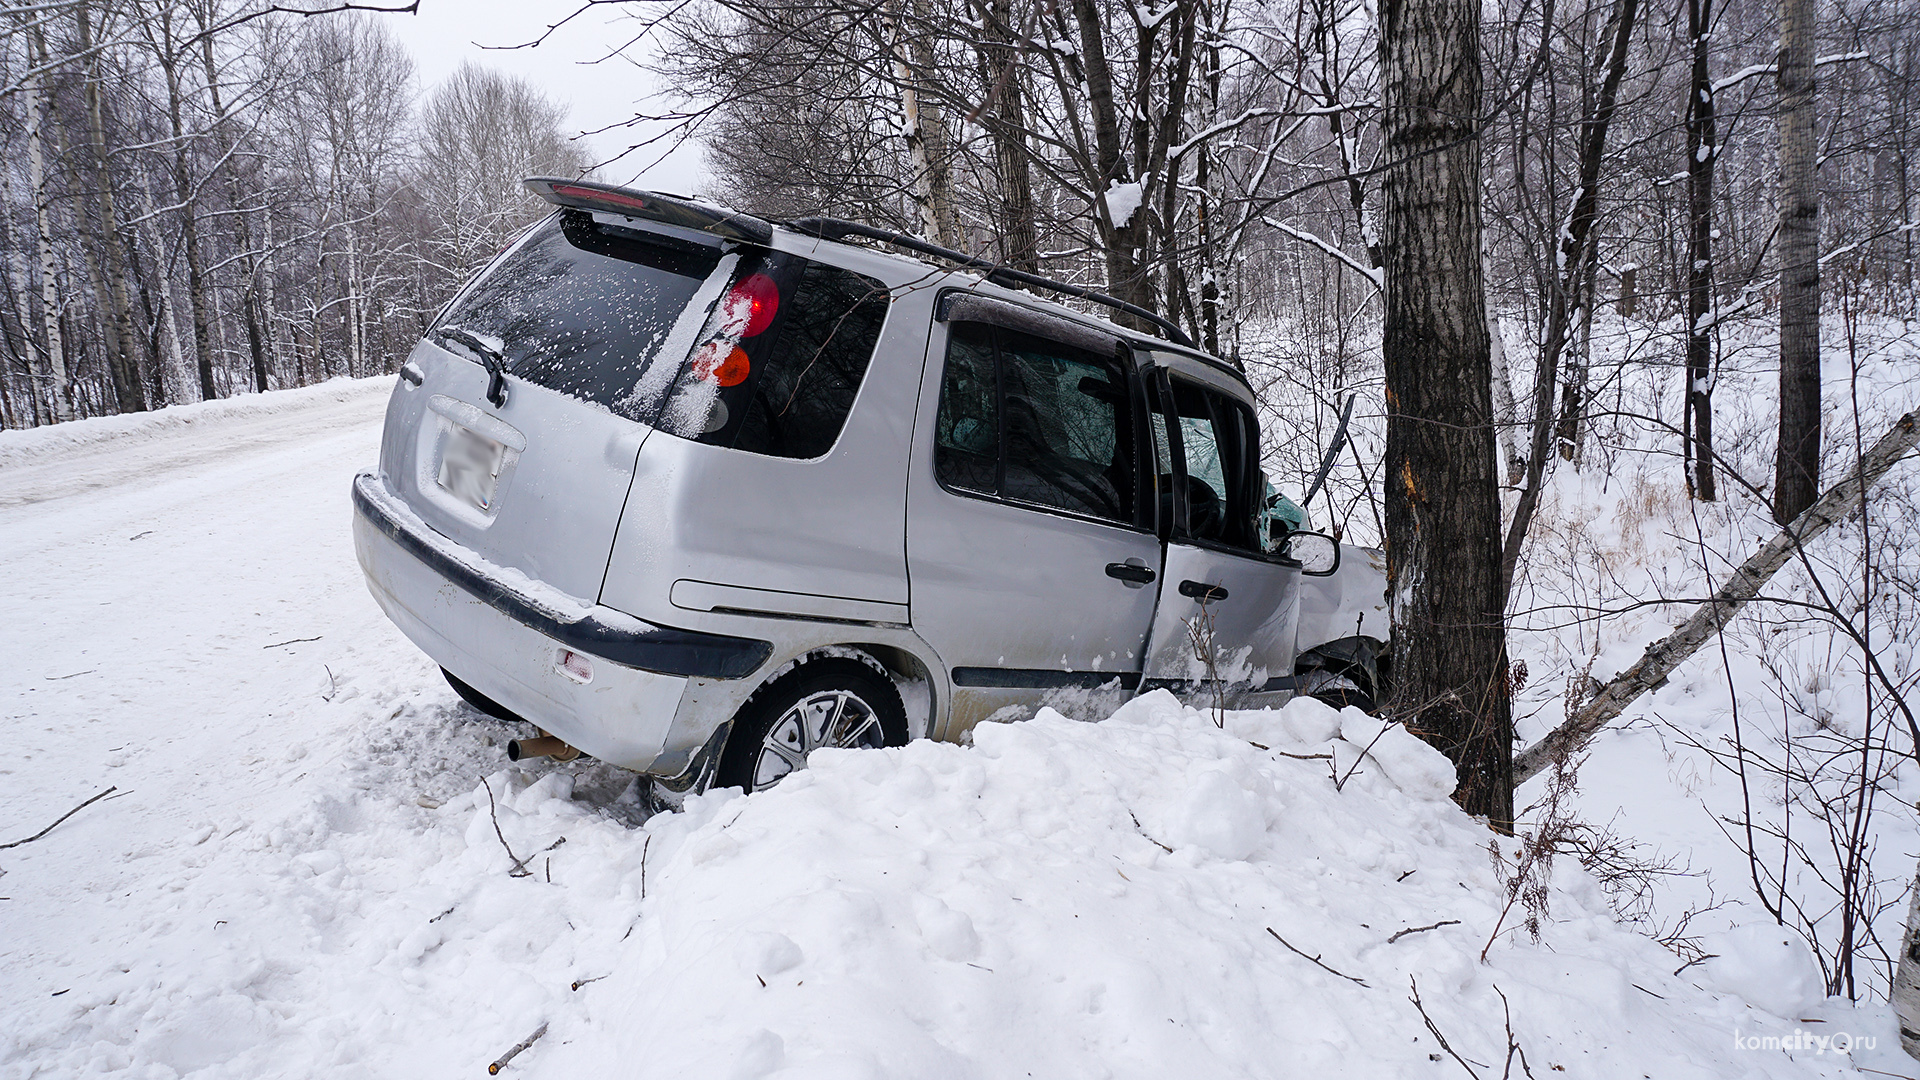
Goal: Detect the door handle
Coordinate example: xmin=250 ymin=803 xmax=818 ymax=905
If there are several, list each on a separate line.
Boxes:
xmin=1178 ymin=580 xmax=1229 ymax=602
xmin=1105 ymin=561 xmax=1156 ymax=586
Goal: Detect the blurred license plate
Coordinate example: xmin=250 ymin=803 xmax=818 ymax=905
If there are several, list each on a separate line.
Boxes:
xmin=437 ymin=423 xmax=506 ymax=510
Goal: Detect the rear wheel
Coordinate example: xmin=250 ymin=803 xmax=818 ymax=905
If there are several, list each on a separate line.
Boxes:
xmin=716 ymin=659 xmax=906 ymax=792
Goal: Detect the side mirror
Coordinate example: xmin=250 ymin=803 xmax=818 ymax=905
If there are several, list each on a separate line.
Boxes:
xmin=1281 ymin=531 xmax=1341 ymax=576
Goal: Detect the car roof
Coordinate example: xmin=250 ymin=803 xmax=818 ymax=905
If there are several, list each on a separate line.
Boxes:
xmin=523 ymin=177 xmax=1255 ymax=397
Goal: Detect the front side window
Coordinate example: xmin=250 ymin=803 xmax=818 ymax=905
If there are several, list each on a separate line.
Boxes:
xmin=1156 ymin=377 xmax=1262 ymax=552
xmin=934 ymin=321 xmax=1140 ymax=526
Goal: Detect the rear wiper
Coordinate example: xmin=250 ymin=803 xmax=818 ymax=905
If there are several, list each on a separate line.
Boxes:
xmin=439 ymin=326 xmax=510 ymax=408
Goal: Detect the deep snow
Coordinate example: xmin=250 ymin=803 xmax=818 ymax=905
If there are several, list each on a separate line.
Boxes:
xmin=0 ymin=377 xmax=1906 ymax=1078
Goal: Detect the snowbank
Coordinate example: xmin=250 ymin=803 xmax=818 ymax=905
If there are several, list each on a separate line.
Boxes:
xmin=0 ymin=376 xmax=390 ymax=469
xmin=523 ymin=694 xmax=1841 ymax=1077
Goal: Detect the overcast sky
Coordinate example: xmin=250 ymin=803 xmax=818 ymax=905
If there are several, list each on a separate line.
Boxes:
xmin=381 ymin=1 xmax=708 ymax=195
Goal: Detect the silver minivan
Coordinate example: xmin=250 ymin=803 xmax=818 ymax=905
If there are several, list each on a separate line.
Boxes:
xmin=351 ymin=179 xmax=1386 ymax=800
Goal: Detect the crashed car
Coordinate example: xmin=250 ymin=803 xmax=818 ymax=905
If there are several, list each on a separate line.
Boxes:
xmin=351 ymin=177 xmax=1387 ymax=801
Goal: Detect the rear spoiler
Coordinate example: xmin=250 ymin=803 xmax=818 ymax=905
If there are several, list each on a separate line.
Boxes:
xmin=523 ymin=177 xmax=774 ymax=245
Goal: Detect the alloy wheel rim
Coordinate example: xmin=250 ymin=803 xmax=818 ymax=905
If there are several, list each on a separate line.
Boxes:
xmin=752 ymin=689 xmax=885 ymax=791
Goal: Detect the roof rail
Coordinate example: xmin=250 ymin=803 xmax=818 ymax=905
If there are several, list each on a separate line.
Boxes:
xmin=786 ymin=217 xmax=1196 ymax=350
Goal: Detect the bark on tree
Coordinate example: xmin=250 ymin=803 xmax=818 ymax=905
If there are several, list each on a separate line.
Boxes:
xmin=1896 ymin=858 xmax=1920 ymax=1061
xmin=1774 ymin=0 xmax=1822 ymax=524
xmin=973 ymin=0 xmax=1040 ymax=274
xmin=888 ymin=0 xmax=961 ymax=250
xmin=76 ymin=5 xmax=147 ymax=414
xmin=24 ymin=26 xmax=70 ymax=424
xmin=1513 ymin=410 xmax=1920 ymax=781
xmin=1378 ymin=0 xmax=1515 ymax=830
xmin=1684 ymin=0 xmax=1718 ymax=501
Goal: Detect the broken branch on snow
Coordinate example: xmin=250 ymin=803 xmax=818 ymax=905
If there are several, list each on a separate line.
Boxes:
xmin=1513 ymin=410 xmax=1919 ymax=783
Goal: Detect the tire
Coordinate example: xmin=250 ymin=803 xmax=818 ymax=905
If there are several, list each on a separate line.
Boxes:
xmin=716 ymin=658 xmax=907 ymax=793
xmin=442 ymin=668 xmax=522 ymax=723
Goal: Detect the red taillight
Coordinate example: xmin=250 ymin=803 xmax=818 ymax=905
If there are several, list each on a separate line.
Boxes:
xmin=691 ymin=342 xmax=752 ymax=387
xmin=725 ymin=273 xmax=780 ymax=337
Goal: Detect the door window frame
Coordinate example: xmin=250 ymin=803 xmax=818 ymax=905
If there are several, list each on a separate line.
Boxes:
xmin=930 ymin=318 xmax=1158 ymax=536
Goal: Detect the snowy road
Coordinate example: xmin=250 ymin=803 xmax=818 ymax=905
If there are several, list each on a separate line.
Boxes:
xmin=0 ymin=382 xmax=1887 ymax=1079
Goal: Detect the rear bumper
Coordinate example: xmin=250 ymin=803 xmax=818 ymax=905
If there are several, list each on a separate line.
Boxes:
xmin=351 ymin=471 xmax=771 ymax=773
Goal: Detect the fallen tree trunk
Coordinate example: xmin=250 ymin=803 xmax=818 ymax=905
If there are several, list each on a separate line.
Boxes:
xmin=1514 ymin=411 xmax=1919 ymax=783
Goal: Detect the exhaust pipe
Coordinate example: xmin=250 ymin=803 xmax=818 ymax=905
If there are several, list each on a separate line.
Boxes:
xmin=507 ymin=735 xmax=580 ymax=762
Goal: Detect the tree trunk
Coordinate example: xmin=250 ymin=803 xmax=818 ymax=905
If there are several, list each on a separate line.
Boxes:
xmin=1896 ymin=858 xmax=1920 ymax=1061
xmin=24 ymin=27 xmax=68 ymax=424
xmin=1773 ymin=0 xmax=1821 ymax=524
xmin=155 ymin=43 xmax=216 ymax=402
xmin=1072 ymin=0 xmax=1150 ymax=318
xmin=136 ymin=186 xmax=195 ymax=406
xmin=1379 ymin=0 xmax=1514 ymax=830
xmin=974 ymin=0 xmax=1040 ymax=273
xmin=75 ymin=6 xmax=146 ymax=415
xmin=887 ymin=0 xmax=961 ymax=250
xmin=1684 ymin=0 xmax=1718 ymax=501
xmin=1513 ymin=410 xmax=1920 ymax=781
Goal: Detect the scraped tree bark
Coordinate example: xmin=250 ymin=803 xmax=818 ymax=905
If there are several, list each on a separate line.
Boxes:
xmin=1773 ymin=0 xmax=1821 ymax=524
xmin=1379 ymin=0 xmax=1514 ymax=829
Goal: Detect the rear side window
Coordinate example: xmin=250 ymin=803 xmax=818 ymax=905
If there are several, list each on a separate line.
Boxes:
xmin=435 ymin=210 xmax=889 ymax=459
xmin=934 ymin=322 xmax=1142 ymax=526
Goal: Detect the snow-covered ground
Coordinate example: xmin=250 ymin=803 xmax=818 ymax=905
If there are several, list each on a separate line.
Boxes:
xmin=0 ymin=375 xmax=1910 ymax=1078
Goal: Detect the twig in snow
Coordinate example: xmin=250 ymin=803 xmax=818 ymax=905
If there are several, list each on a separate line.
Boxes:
xmin=1331 ymin=719 xmax=1399 ymax=791
xmin=1274 ymin=749 xmax=1333 ymax=761
xmin=1388 ymin=919 xmax=1461 ymax=944
xmin=0 ymin=786 xmax=118 ymax=851
xmin=487 ymin=1022 xmax=547 ymax=1074
xmin=47 ymin=669 xmax=95 ymax=681
xmin=640 ymin=833 xmax=652 ymax=899
xmin=321 ymin=665 xmax=337 ymax=702
xmin=570 ymin=974 xmax=606 ymax=991
xmin=429 ymin=904 xmax=457 ymax=924
xmin=1494 ymin=985 xmax=1536 ymax=1079
xmin=1410 ymin=976 xmax=1482 ymax=1078
xmin=480 ymin=779 xmax=528 ymax=876
xmin=1128 ymin=810 xmax=1174 ymax=854
xmin=1265 ymin=927 xmax=1368 ymax=986
xmin=1397 ymin=869 xmax=1417 ymax=882
xmin=1671 ymin=953 xmax=1717 ymax=976
xmin=262 ymin=635 xmax=322 ymax=649
xmin=1631 ymin=983 xmax=1664 ymax=999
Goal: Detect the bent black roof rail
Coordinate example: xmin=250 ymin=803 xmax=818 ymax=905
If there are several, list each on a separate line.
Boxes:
xmin=786 ymin=217 xmax=1197 ymax=350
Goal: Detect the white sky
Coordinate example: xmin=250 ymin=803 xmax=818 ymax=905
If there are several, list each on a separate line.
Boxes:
xmin=381 ymin=1 xmax=709 ymax=195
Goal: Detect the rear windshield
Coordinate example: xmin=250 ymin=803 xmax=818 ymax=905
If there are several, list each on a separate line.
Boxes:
xmin=435 ymin=211 xmax=726 ymax=419
xmin=433 ymin=210 xmax=890 ymax=458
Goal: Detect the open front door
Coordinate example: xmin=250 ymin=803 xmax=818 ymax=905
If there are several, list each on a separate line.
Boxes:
xmin=1140 ymin=367 xmax=1303 ymax=696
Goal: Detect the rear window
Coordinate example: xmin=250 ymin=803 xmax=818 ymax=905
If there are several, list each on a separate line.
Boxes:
xmin=435 ymin=211 xmax=889 ymax=458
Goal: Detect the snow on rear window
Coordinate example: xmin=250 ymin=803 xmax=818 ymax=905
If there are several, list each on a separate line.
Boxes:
xmin=433 ymin=211 xmax=726 ymax=423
